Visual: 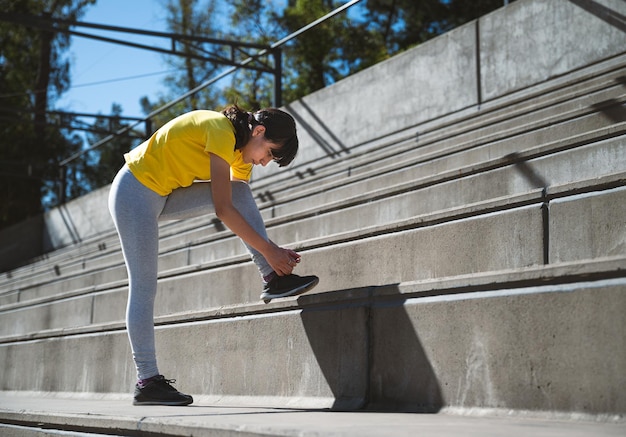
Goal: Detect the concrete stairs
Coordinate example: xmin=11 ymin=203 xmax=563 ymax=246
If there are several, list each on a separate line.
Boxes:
xmin=0 ymin=0 xmax=625 ymax=435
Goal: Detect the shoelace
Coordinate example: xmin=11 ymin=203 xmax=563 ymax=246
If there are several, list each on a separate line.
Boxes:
xmin=159 ymin=377 xmax=177 ymax=386
xmin=139 ymin=375 xmax=177 ymax=389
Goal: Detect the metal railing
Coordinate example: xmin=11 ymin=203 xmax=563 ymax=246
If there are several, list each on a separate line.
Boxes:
xmin=53 ymin=0 xmax=363 ymax=204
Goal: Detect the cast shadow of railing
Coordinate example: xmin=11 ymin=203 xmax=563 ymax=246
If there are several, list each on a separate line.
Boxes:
xmin=286 ymin=100 xmax=351 ymax=159
xmin=297 ymin=285 xmax=444 ymax=413
xmin=591 ymin=95 xmax=626 ymax=124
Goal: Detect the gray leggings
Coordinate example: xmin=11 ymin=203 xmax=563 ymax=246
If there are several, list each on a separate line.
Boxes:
xmin=108 ymin=164 xmax=272 ymax=380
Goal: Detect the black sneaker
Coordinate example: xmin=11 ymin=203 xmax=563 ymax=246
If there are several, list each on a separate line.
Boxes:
xmin=133 ymin=375 xmax=193 ymax=406
xmin=260 ymin=273 xmax=319 ymax=302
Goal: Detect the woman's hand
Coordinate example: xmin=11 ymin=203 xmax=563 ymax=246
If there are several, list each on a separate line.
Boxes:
xmin=264 ymin=242 xmax=301 ymax=276
xmin=209 ymin=154 xmax=301 ymax=277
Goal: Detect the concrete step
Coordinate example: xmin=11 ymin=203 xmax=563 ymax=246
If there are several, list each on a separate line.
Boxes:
xmin=1 ymin=179 xmax=624 ymax=338
xmin=1 ymin=259 xmax=624 ymax=415
xmin=4 ymin=122 xmax=626 ymax=304
xmin=1 ymin=57 xmax=622 ymax=295
xmin=2 ymin=99 xmax=622 ymax=294
xmin=164 ymin=117 xmax=626 ymax=255
xmin=151 ymin=68 xmax=626 ymax=241
xmin=3 ymin=126 xmax=623 ymax=310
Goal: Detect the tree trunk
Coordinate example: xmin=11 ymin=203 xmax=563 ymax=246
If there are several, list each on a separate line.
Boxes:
xmin=29 ymin=13 xmax=54 ymax=212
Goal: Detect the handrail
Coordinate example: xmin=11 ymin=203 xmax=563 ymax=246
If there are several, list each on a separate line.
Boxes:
xmin=55 ymin=0 xmax=364 ymax=203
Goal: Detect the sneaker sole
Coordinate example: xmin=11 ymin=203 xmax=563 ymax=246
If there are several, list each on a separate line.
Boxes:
xmin=260 ymin=276 xmax=319 ymax=303
xmin=133 ymin=399 xmax=193 ymax=406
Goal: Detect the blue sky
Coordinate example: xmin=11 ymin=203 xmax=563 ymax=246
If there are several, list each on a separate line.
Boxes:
xmin=57 ymin=0 xmax=180 ymax=118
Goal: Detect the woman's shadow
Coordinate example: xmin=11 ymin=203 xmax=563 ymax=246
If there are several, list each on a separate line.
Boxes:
xmin=298 ymin=284 xmax=443 ymax=412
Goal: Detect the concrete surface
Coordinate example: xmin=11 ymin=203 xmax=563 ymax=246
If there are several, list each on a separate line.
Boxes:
xmin=0 ymin=393 xmax=624 ymax=437
xmin=550 ymin=186 xmax=626 ymax=263
xmin=2 ymin=270 xmax=624 ymax=415
xmin=480 ymin=0 xmax=626 ymax=101
xmin=0 ymin=203 xmax=545 ymax=336
xmin=3 ymin=177 xmax=626 ymax=337
xmin=6 ymin=118 xmax=622 ymax=299
xmin=8 ymin=101 xmax=625 ymax=294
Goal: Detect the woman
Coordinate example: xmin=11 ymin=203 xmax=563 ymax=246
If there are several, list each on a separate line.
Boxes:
xmin=108 ymin=105 xmax=319 ymax=406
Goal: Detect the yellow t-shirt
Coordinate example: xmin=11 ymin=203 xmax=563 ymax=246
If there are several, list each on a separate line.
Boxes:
xmin=124 ymin=110 xmax=253 ymax=196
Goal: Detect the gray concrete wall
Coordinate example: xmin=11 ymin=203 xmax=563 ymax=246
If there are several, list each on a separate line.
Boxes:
xmin=367 ymin=279 xmax=626 ymax=414
xmin=480 ymin=0 xmax=626 ymax=101
xmin=42 ymin=185 xmax=113 ymax=251
xmin=1 ymin=0 xmax=623 ymax=268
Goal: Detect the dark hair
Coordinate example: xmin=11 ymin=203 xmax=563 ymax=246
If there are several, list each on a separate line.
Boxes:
xmin=222 ymin=104 xmax=298 ymax=167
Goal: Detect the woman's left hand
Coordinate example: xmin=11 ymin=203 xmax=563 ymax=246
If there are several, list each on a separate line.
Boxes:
xmin=264 ymin=242 xmax=301 ymax=276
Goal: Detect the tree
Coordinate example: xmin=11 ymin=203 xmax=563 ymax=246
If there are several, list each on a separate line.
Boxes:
xmin=140 ymin=0 xmax=225 ymax=129
xmin=221 ymin=0 xmax=282 ymax=110
xmin=280 ymin=0 xmax=354 ymax=100
xmin=78 ymin=104 xmax=140 ymax=191
xmin=221 ymin=0 xmax=386 ymax=105
xmin=0 ymin=0 xmax=95 ymax=229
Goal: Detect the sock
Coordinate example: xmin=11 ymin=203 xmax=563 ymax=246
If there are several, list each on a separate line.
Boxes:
xmin=138 ymin=374 xmax=160 ymax=388
xmin=263 ymin=271 xmax=277 ymax=284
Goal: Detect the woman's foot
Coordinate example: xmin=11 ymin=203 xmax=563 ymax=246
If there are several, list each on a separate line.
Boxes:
xmin=260 ymin=273 xmax=319 ymax=301
xmin=133 ymin=375 xmax=193 ymax=406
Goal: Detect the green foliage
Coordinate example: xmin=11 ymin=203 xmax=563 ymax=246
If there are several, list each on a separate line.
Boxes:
xmin=79 ymin=103 xmax=139 ymax=190
xmin=219 ymin=0 xmax=282 ymax=109
xmin=139 ymin=0 xmax=227 ymax=128
xmin=0 ymin=0 xmax=95 ymax=229
xmin=281 ymin=0 xmax=338 ymax=96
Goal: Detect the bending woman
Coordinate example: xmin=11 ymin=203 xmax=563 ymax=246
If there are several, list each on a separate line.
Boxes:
xmin=108 ymin=105 xmax=318 ymax=406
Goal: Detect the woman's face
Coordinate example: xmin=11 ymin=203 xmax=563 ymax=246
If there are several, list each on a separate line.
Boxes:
xmin=242 ymin=125 xmax=277 ymax=167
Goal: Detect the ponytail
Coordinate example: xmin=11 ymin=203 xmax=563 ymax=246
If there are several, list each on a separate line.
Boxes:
xmin=222 ymin=104 xmax=299 ymax=167
xmin=221 ymin=104 xmax=252 ymax=150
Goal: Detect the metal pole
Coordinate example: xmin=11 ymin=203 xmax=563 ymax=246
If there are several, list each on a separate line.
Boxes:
xmin=274 ymin=49 xmax=282 ymax=108
xmin=58 ymin=165 xmax=66 ymax=205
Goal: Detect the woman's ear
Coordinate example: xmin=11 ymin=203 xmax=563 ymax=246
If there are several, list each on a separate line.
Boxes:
xmin=252 ymin=125 xmax=266 ymax=137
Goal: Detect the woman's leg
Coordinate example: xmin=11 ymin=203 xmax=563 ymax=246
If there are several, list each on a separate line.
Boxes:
xmin=109 ymin=165 xmax=166 ymax=380
xmin=160 ymin=181 xmax=273 ymax=278
xmin=162 ymin=181 xmax=318 ymax=301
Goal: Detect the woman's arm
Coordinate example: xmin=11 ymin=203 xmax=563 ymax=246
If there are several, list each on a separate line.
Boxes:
xmin=209 ymin=153 xmax=298 ymax=276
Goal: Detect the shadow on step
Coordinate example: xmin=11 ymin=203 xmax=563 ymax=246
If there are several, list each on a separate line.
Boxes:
xmin=298 ymin=284 xmax=444 ymax=413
